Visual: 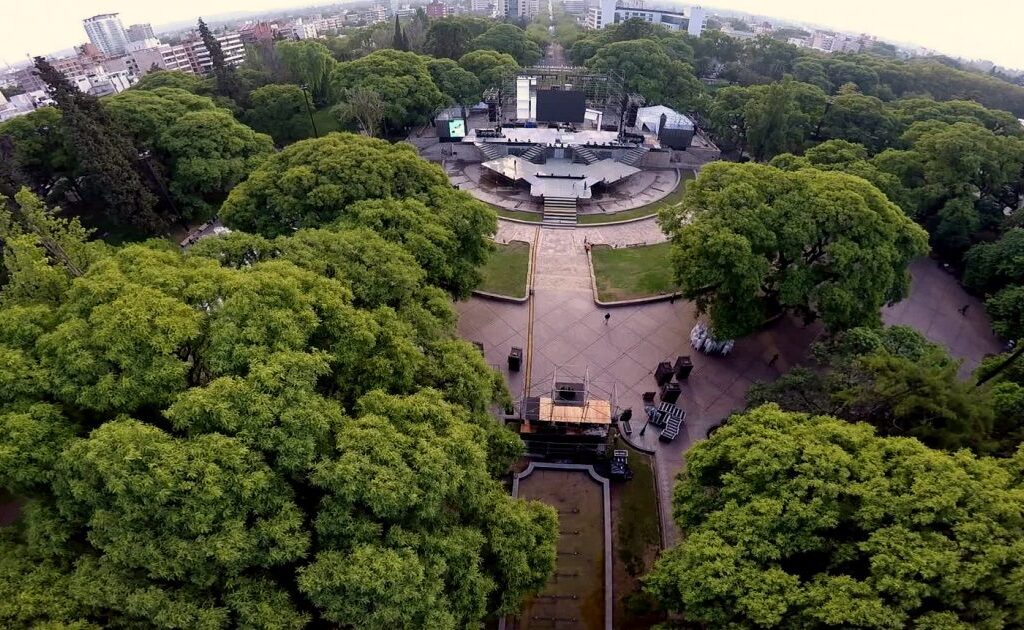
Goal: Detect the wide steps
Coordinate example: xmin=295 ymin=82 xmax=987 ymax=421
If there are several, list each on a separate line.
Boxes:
xmin=573 ymin=147 xmax=599 ymax=165
xmin=475 ymin=142 xmax=503 ymax=161
xmin=520 ymin=145 xmax=545 ymax=163
xmin=542 ymin=196 xmax=578 ymax=228
xmin=618 ymin=147 xmax=648 ymax=166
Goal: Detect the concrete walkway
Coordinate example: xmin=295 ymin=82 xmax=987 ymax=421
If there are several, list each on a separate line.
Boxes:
xmin=462 ymin=218 xmax=1005 ymax=547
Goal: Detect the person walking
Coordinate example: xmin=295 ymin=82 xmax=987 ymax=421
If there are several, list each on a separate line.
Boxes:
xmin=960 ymin=304 xmax=970 ymax=316
xmin=768 ymin=353 xmax=780 ymax=367
xmin=604 ymin=312 xmax=611 ymax=325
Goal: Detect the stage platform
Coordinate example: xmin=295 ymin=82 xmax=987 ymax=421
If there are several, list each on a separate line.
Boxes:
xmin=481 ymin=156 xmax=639 ymax=200
xmin=465 ymin=127 xmax=645 ymax=148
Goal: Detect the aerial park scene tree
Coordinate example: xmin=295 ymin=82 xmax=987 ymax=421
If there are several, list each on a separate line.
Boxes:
xmin=2 ymin=6 xmax=1024 ymax=630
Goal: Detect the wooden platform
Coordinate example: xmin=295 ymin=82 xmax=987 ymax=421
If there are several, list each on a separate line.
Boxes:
xmin=536 ymin=396 xmax=612 ymax=425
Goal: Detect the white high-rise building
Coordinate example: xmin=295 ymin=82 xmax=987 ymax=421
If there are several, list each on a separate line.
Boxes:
xmin=687 ymin=6 xmax=705 ymax=37
xmin=83 ymin=13 xmax=130 ymax=56
xmin=587 ymin=0 xmax=703 ymax=35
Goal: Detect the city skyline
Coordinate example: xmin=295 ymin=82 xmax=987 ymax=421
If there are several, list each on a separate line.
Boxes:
xmin=0 ymin=0 xmax=1022 ymax=70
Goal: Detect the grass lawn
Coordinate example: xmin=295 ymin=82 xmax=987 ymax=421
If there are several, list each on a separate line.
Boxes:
xmin=309 ymin=108 xmax=342 ymax=137
xmin=477 ymin=241 xmax=530 ymax=298
xmin=495 ymin=207 xmax=543 ymax=222
xmin=577 ymin=170 xmax=694 ymax=225
xmin=611 ymin=438 xmax=665 ymax=628
xmin=614 ymin=439 xmax=661 ymax=577
xmin=590 ymin=242 xmax=678 ymax=302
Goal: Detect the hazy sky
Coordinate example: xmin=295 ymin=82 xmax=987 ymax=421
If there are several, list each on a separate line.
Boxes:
xmin=1 ymin=0 xmax=1022 ymax=69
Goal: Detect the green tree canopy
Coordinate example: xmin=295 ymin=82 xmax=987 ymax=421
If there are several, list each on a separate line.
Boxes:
xmin=428 ymin=58 xmax=483 ymax=105
xmin=458 ymin=49 xmax=520 ymax=91
xmin=644 ymin=404 xmax=1024 ymax=628
xmin=331 ymin=50 xmax=447 ymax=131
xmin=104 ymin=88 xmax=273 ymax=220
xmin=244 ymin=83 xmax=313 ymax=145
xmin=586 ymin=39 xmax=705 ymax=112
xmin=747 ymin=325 xmax=1011 ymax=452
xmin=964 ymin=228 xmax=1024 ymax=295
xmin=819 ymin=92 xmax=899 ymax=154
xmin=0 ymin=187 xmax=555 ymax=628
xmin=131 ymin=70 xmax=212 ymax=94
xmin=661 ymin=162 xmax=929 ymax=338
xmin=0 ymin=107 xmax=75 ymax=200
xmin=275 ymin=40 xmax=336 ymax=104
xmin=470 ymin=24 xmax=543 ymax=66
xmin=424 ymin=16 xmax=491 ymax=60
xmin=33 ymin=57 xmax=161 ymax=232
xmin=219 ymin=133 xmax=496 ymax=297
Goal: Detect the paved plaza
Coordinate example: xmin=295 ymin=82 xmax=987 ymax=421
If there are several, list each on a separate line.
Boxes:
xmin=459 ymin=217 xmax=1006 ymax=544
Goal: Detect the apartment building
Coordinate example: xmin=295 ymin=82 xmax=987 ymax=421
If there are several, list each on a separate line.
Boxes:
xmin=83 ymin=13 xmax=130 ymax=56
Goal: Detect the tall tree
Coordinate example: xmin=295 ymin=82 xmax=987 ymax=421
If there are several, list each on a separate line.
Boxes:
xmin=392 ymin=15 xmax=408 ymax=52
xmin=660 ymin=162 xmax=929 ymax=338
xmin=469 ymin=24 xmax=543 ymax=66
xmin=197 ymin=18 xmax=241 ymax=103
xmin=32 ymin=57 xmax=163 ymax=232
xmin=330 ymin=50 xmax=446 ymax=132
xmin=644 ymin=405 xmax=1024 ymax=628
xmin=332 ymin=88 xmax=386 ymax=137
xmin=276 ymin=40 xmax=336 ymax=104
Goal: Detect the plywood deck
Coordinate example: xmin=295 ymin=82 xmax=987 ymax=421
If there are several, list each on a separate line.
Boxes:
xmin=537 ymin=396 xmax=612 ymax=425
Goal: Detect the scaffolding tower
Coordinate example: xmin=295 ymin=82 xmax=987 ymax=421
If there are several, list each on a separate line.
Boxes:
xmin=482 ymin=66 xmax=639 ymax=133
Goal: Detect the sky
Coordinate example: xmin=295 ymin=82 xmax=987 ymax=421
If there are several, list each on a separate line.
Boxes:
xmin=0 ymin=0 xmax=1022 ymax=70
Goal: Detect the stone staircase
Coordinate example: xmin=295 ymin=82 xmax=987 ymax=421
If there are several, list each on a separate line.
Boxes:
xmin=475 ymin=142 xmax=503 ymax=161
xmin=542 ymin=196 xmax=578 ymax=228
xmin=618 ymin=146 xmax=648 ymax=166
xmin=520 ymin=144 xmax=545 ymax=163
xmin=573 ymin=146 xmax=599 ymax=165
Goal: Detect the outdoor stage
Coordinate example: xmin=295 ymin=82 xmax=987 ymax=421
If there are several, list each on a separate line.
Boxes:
xmin=464 ymin=127 xmax=647 ymax=148
xmin=481 ymin=156 xmax=639 ymax=200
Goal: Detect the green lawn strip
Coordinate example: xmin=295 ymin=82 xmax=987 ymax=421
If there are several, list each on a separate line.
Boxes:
xmin=613 ymin=438 xmax=661 ymax=578
xmin=477 ymin=241 xmax=530 ymax=298
xmin=495 ymin=207 xmax=543 ymax=222
xmin=577 ymin=170 xmax=694 ymax=225
xmin=590 ymin=242 xmax=678 ymax=302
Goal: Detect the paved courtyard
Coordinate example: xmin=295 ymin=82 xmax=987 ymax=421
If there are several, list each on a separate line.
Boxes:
xmin=459 ymin=218 xmax=1005 ymax=544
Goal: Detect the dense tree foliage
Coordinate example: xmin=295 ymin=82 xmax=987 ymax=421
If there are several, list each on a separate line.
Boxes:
xmin=0 ymin=185 xmax=556 ymax=628
xmin=132 ymin=70 xmax=212 ymax=94
xmin=458 ymin=50 xmax=520 ymax=92
xmin=331 ymin=50 xmax=446 ymax=132
xmin=706 ymin=79 xmax=827 ymax=160
xmin=661 ymin=162 xmax=928 ymax=338
xmin=428 ymin=58 xmax=483 ymax=105
xmin=219 ymin=133 xmax=495 ymax=297
xmin=470 ymin=24 xmax=543 ymax=66
xmin=424 ymin=16 xmax=491 ymax=61
xmin=276 ymin=40 xmax=336 ymax=104
xmin=32 ymin=57 xmax=162 ymax=232
xmin=104 ymin=88 xmax=274 ymax=220
xmin=245 ymin=84 xmax=313 ymax=145
xmin=747 ymin=325 xmax=1024 ymax=452
xmin=586 ymin=39 xmax=704 ymax=112
xmin=645 ymin=405 xmax=1024 ymax=628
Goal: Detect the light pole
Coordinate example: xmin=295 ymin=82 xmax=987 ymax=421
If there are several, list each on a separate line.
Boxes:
xmin=300 ymin=84 xmax=318 ymax=138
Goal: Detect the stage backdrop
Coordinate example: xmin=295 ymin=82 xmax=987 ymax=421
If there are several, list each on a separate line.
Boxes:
xmin=536 ymin=90 xmax=586 ymax=123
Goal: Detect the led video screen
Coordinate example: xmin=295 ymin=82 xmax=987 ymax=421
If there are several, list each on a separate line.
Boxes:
xmin=447 ymin=119 xmax=466 ymax=138
xmin=536 ymin=90 xmax=586 ymax=123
